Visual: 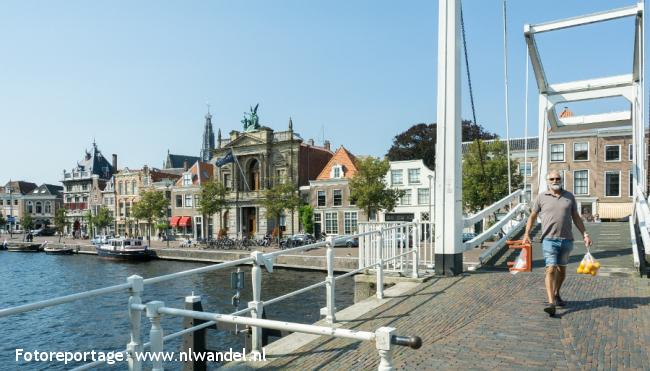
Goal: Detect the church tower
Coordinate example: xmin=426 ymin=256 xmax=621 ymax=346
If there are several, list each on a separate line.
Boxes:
xmin=200 ymin=107 xmax=215 ymax=162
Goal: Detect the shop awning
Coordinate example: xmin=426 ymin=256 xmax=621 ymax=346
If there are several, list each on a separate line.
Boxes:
xmin=178 ymin=216 xmax=192 ymax=227
xmin=597 ymin=203 xmax=633 ymax=220
xmin=170 ymin=216 xmax=181 ymax=227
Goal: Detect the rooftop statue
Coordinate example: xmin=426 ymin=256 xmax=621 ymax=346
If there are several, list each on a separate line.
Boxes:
xmin=242 ymin=104 xmax=261 ymax=132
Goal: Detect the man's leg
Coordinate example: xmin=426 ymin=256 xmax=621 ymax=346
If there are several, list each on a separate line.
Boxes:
xmin=545 ymin=265 xmax=557 ymax=304
xmin=555 ymin=266 xmax=566 ymax=296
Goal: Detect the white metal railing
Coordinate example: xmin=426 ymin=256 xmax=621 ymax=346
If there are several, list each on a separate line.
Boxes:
xmin=0 ymin=225 xmax=421 ymax=371
xmin=631 ymin=182 xmax=650 ymax=269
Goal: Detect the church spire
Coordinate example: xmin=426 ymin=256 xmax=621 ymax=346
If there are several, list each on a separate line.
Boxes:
xmin=200 ymin=107 xmax=215 ymax=162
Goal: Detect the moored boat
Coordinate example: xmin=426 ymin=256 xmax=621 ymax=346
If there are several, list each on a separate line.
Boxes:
xmin=7 ymin=242 xmax=43 ymax=252
xmin=44 ymin=243 xmax=76 ymax=255
xmin=96 ymin=238 xmax=155 ymax=261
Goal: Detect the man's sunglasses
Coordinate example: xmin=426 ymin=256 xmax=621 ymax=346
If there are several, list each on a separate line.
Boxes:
xmin=548 ymin=177 xmax=561 ymax=181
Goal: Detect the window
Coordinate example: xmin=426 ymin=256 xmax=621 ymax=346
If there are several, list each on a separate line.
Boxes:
xmin=118 ymin=182 xmax=123 ymax=195
xmin=14 ymin=199 xmax=17 ymax=206
xmin=82 ymin=184 xmax=88 ymax=191
xmin=131 ymin=180 xmax=137 ymax=195
xmin=223 ymin=174 xmax=232 ymax=190
xmin=417 ymin=188 xmax=429 ymax=205
xmin=629 ymin=144 xmax=633 ymax=161
xmin=391 ymin=170 xmax=403 ymax=185
xmin=183 ymin=173 xmax=192 ymax=186
xmin=194 ymin=195 xmax=200 ymax=208
xmin=400 ymin=190 xmax=411 ymax=205
xmin=604 ymin=145 xmax=620 ymax=162
xmin=333 ymin=190 xmax=342 ymax=206
xmin=519 ymin=162 xmax=532 ymax=177
xmin=521 ymin=184 xmax=532 ymax=202
xmin=27 ymin=201 xmax=33 ymax=214
xmin=317 ymin=191 xmax=326 ymax=207
xmin=421 ymin=212 xmax=429 ymax=221
xmin=629 ymin=171 xmax=634 ymax=197
xmin=175 ymin=195 xmax=182 ymax=208
xmin=408 ymin=169 xmax=420 ymax=184
xmin=44 ymin=201 xmax=51 ymax=214
xmin=125 ymin=203 xmax=131 ymax=217
xmin=344 ymin=212 xmax=358 ymax=234
xmin=550 ymin=144 xmax=565 ymax=162
xmin=325 ymin=212 xmax=338 ymax=234
xmin=331 ymin=165 xmax=343 ymax=179
xmin=605 ymin=172 xmax=621 ymax=197
xmin=573 ymin=142 xmax=589 ymax=161
xmin=185 ymin=195 xmax=193 ymax=208
xmin=574 ymin=170 xmax=589 ymax=195
xmin=35 ymin=202 xmax=42 ymax=214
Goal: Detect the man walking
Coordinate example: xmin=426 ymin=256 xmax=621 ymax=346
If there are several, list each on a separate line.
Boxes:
xmin=523 ymin=170 xmax=592 ymax=316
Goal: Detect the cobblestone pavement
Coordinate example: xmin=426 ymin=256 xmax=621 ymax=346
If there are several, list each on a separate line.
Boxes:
xmin=263 ymin=271 xmax=650 ymax=370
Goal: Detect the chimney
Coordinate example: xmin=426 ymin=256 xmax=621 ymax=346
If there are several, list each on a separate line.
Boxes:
xmin=307 ymin=138 xmax=314 ymax=146
xmin=183 ymin=160 xmax=189 ymax=171
xmin=112 ymin=154 xmax=117 ymax=170
xmin=323 ymin=140 xmax=331 ymax=151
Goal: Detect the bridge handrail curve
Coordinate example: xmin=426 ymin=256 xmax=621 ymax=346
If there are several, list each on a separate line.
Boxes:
xmin=464 ymin=189 xmax=523 ymax=226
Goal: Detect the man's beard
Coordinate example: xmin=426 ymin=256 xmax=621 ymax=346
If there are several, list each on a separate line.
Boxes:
xmin=550 ymin=184 xmax=562 ymax=191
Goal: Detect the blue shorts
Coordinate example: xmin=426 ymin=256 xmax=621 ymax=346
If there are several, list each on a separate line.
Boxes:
xmin=542 ymin=238 xmax=573 ymax=267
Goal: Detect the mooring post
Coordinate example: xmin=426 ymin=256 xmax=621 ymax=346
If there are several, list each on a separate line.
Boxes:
xmin=182 ymin=293 xmax=207 ymax=371
xmin=376 ymin=229 xmax=385 ymax=299
xmin=249 ymin=252 xmax=264 ymax=357
xmin=375 ymin=327 xmax=396 ymax=371
xmin=146 ymin=301 xmax=165 ymax=371
xmin=127 ymin=275 xmax=144 ymax=371
xmin=322 ymin=236 xmax=336 ymax=324
xmin=411 ymin=222 xmax=419 ymax=279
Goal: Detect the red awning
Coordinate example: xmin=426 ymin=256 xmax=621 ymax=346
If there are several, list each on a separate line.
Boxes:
xmin=178 ymin=216 xmax=192 ymax=227
xmin=170 ymin=216 xmax=181 ymax=227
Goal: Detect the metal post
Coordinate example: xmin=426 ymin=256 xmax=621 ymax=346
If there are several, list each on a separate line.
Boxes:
xmin=146 ymin=301 xmax=165 ymax=371
xmin=322 ymin=236 xmax=336 ymax=323
xmin=127 ymin=275 xmax=144 ymax=371
xmin=375 ymin=327 xmax=395 ymax=371
xmin=377 ymin=230 xmax=384 ymax=299
xmin=411 ymin=222 xmax=419 ymax=279
xmin=249 ymin=252 xmax=263 ymax=356
xmin=435 ymin=0 xmax=464 ymax=276
xmin=182 ymin=293 xmax=207 ymax=371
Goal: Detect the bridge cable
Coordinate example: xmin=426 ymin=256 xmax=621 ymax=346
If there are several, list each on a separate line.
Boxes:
xmin=523 ymin=44 xmax=529 ymax=203
xmin=460 ymin=1 xmax=492 ymax=201
xmin=502 ymin=0 xmax=513 ymax=195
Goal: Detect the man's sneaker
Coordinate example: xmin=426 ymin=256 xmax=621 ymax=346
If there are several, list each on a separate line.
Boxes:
xmin=543 ymin=303 xmax=556 ymax=317
xmin=555 ymin=295 xmax=567 ymax=307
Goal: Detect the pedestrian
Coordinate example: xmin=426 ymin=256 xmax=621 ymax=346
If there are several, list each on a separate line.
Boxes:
xmin=523 ymin=170 xmax=592 ymax=317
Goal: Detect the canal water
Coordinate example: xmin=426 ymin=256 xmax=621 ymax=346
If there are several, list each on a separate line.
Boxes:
xmin=0 ymin=252 xmax=355 ymax=370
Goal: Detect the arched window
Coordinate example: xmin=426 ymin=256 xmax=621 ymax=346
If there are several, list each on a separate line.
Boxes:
xmin=35 ymin=201 xmax=42 ymax=214
xmin=44 ymin=201 xmax=51 ymax=214
xmin=248 ymin=159 xmax=260 ymax=191
xmin=131 ymin=180 xmax=137 ymax=195
xmin=27 ymin=201 xmax=33 ymax=214
xmin=118 ymin=181 xmax=123 ymax=195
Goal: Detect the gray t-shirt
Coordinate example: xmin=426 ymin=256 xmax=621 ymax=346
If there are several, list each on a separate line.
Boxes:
xmin=532 ymin=190 xmax=578 ymax=240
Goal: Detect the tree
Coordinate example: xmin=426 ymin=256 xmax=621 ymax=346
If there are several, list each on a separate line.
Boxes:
xmin=54 ymin=208 xmax=67 ymax=242
xmin=197 ymin=180 xmax=228 ymax=240
xmin=386 ymin=120 xmax=498 ymax=169
xmin=93 ymin=207 xmax=114 ymax=236
xmin=0 ymin=214 xmax=6 ymax=232
xmin=84 ymin=210 xmax=94 ymax=237
xmin=262 ymin=182 xmax=300 ymax=241
xmin=349 ymin=157 xmax=403 ymax=219
xmin=21 ymin=214 xmax=34 ymax=241
xmin=462 ymin=139 xmax=523 ymax=213
xmin=132 ymin=190 xmax=169 ymax=246
xmin=299 ymin=204 xmax=314 ymax=234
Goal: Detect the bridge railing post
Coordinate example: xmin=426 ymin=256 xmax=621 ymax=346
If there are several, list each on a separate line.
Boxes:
xmin=322 ymin=236 xmax=336 ymax=323
xmin=375 ymin=327 xmax=395 ymax=371
xmin=127 ymin=275 xmax=144 ymax=371
xmin=377 ymin=229 xmax=385 ymax=299
xmin=146 ymin=301 xmax=165 ymax=371
xmin=412 ymin=222 xmax=419 ymax=279
xmin=249 ymin=252 xmax=264 ymax=357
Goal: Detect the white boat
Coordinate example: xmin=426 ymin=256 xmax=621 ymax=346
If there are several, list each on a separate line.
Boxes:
xmin=96 ymin=238 xmax=155 ymax=261
xmin=44 ymin=242 xmax=76 ymax=255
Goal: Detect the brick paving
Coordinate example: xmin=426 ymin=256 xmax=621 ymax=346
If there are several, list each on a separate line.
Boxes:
xmin=261 ymin=271 xmax=650 ymax=370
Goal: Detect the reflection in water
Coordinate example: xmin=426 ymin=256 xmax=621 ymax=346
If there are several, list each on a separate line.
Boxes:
xmin=0 ymin=252 xmax=354 ymax=370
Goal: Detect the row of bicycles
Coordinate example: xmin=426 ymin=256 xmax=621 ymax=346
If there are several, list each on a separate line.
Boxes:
xmin=195 ymin=235 xmax=274 ymax=251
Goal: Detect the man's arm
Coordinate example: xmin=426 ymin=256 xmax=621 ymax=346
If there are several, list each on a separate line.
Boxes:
xmin=522 ymin=210 xmax=538 ymax=245
xmin=572 ymin=209 xmax=593 ymax=247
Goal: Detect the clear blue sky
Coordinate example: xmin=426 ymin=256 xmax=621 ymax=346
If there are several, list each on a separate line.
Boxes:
xmin=0 ymin=0 xmax=645 ymax=185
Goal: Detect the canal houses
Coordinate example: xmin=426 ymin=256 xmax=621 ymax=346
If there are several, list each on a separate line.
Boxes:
xmin=22 ymin=184 xmax=64 ymax=230
xmin=382 ymin=159 xmax=435 ymax=223
xmin=0 ymin=180 xmax=38 ymax=233
xmin=212 ymin=118 xmax=333 ymax=238
xmin=61 ymin=142 xmax=115 ymax=238
xmin=169 ymin=161 xmax=215 ymax=240
xmin=100 ymin=176 xmax=116 ymax=236
xmin=304 ymin=146 xmax=367 ymax=239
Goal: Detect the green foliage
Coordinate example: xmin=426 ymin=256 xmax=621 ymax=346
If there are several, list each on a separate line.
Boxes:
xmin=299 ymin=204 xmax=314 ymax=234
xmin=54 ymin=208 xmax=67 ymax=239
xmin=21 ymin=214 xmax=34 ymax=231
xmin=84 ymin=210 xmax=94 ymax=237
xmin=93 ymin=207 xmax=114 ymax=235
xmin=462 ymin=140 xmax=523 ymax=212
xmin=198 ymin=180 xmax=228 ymax=216
xmin=262 ymin=182 xmax=300 ymax=236
xmin=349 ymin=157 xmax=403 ymax=217
xmin=386 ymin=120 xmax=498 ymax=169
xmin=0 ymin=214 xmax=6 ymax=228
xmin=132 ymin=190 xmax=169 ymax=244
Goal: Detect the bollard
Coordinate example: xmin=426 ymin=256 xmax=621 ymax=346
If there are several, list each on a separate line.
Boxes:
xmin=146 ymin=301 xmax=165 ymax=371
xmin=127 ymin=275 xmax=144 ymax=371
xmin=377 ymin=230 xmax=385 ymax=299
xmin=249 ymin=252 xmax=264 ymax=357
xmin=182 ymin=294 xmax=207 ymax=371
xmin=322 ymin=236 xmax=336 ymax=324
xmin=411 ymin=223 xmax=419 ymax=279
xmin=375 ymin=327 xmax=395 ymax=371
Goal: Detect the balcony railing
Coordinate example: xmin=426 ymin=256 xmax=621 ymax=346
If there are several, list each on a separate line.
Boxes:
xmin=64 ymin=202 xmax=88 ymax=211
